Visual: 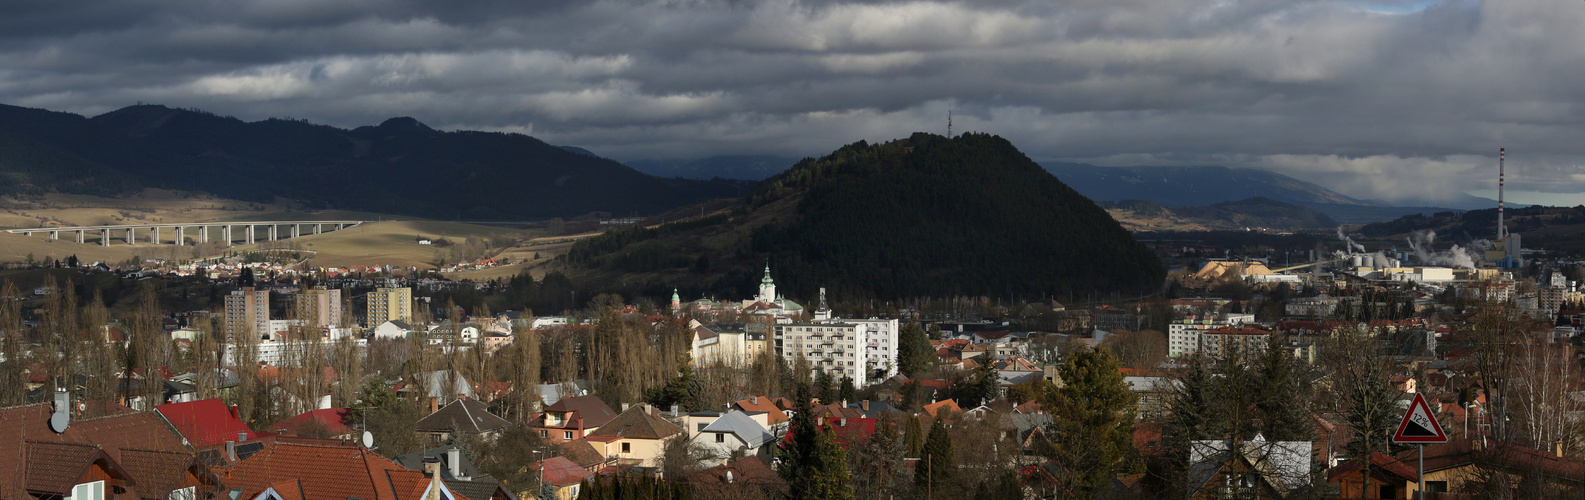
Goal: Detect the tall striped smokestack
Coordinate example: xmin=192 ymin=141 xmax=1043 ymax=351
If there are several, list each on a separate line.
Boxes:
xmin=1499 ymin=148 xmax=1506 ymax=241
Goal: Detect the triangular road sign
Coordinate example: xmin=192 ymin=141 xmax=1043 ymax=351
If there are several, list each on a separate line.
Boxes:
xmin=1393 ymin=393 xmax=1449 ymax=443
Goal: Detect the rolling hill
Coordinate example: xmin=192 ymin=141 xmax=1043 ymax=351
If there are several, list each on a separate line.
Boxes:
xmin=1041 ymin=163 xmax=1470 ymax=223
xmin=0 ymin=103 xmax=751 ymax=220
xmin=559 ymin=133 xmax=1166 ymax=302
xmin=1102 ymin=197 xmax=1337 ymax=231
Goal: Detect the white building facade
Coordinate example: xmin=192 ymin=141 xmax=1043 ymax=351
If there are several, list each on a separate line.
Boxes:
xmin=1168 ymin=313 xmax=1255 ymax=358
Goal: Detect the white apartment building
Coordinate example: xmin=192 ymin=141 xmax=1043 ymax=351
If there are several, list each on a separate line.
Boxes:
xmin=813 ymin=317 xmax=899 ymax=381
xmin=774 ymin=322 xmax=878 ymax=387
xmin=1168 ymin=313 xmax=1255 ymax=358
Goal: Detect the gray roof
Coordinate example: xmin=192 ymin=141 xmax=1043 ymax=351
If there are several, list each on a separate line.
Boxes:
xmin=407 ymin=371 xmax=475 ymax=399
xmin=700 ymin=410 xmax=775 ymax=449
xmin=416 ymin=398 xmax=512 ymax=433
xmin=1188 ymin=435 xmax=1310 ymax=493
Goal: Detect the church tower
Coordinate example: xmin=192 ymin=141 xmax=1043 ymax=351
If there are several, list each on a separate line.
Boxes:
xmin=758 ymin=263 xmax=776 ymax=303
xmin=670 ymin=288 xmax=682 ymax=315
xmin=814 ymin=287 xmax=831 ymax=320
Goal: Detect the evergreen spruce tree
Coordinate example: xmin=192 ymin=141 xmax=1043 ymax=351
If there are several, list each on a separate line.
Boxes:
xmin=809 ymin=426 xmax=856 ymax=500
xmin=838 ymin=376 xmax=857 ymax=404
xmin=815 ymin=370 xmax=835 ymax=404
xmin=577 ymin=479 xmax=592 ymax=500
xmin=1047 ymin=347 xmax=1137 ymax=499
xmin=1257 ymin=334 xmax=1310 ymax=442
xmin=853 ymin=411 xmax=904 ymax=500
xmin=778 ymin=381 xmax=820 ymax=498
xmin=904 ymin=414 xmax=925 ymax=459
xmin=897 ymin=322 xmax=933 ymax=377
xmin=916 ymin=413 xmax=956 ymax=492
xmin=1160 ymin=353 xmax=1222 ymax=493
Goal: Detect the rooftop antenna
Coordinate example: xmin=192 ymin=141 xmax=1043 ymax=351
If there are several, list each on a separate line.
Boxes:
xmin=1498 ymin=148 xmax=1506 ymax=241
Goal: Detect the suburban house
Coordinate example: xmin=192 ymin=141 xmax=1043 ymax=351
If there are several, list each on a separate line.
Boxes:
xmin=526 ymin=456 xmax=594 ymax=500
xmin=1327 ymin=439 xmax=1585 ymax=498
xmin=528 ymin=395 xmax=618 ymax=444
xmin=586 ymin=403 xmax=686 ymax=470
xmin=689 ymin=410 xmax=777 ymax=467
xmin=154 ymin=398 xmax=261 ymax=448
xmin=0 ymin=395 xmax=219 ymax=500
xmin=1187 ymin=435 xmax=1311 ymax=499
xmin=416 ymin=398 xmax=512 ymax=443
xmin=395 ymin=446 xmax=519 ymax=500
xmin=220 ymin=439 xmax=469 ymax=500
xmin=399 ymin=371 xmax=476 ymax=413
xmin=264 ymin=408 xmax=356 ymax=439
xmin=731 ymin=396 xmax=791 ymax=433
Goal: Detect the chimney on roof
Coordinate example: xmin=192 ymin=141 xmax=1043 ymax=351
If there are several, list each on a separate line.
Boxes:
xmin=446 ymin=448 xmax=470 ymax=481
xmin=424 ymin=457 xmax=444 ymax=500
xmin=671 ymin=405 xmax=679 ymax=417
xmin=862 ymin=400 xmax=870 ymax=411
xmin=622 ymin=403 xmax=630 ymax=412
xmin=225 ymin=441 xmax=238 ymax=462
xmin=751 ymin=396 xmax=758 ymax=405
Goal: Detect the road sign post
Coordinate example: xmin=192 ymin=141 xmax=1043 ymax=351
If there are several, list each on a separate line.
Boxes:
xmin=1394 ymin=393 xmax=1449 ymax=499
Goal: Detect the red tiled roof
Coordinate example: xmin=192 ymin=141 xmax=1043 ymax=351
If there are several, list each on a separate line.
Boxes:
xmin=156 ymin=398 xmax=257 ymax=448
xmin=220 ymin=440 xmax=469 ymax=500
xmin=0 ymin=403 xmax=189 ymax=500
xmin=733 ymin=396 xmax=788 ymax=426
xmin=266 ymin=408 xmax=355 ymax=436
xmin=922 ymin=400 xmax=962 ymax=419
xmin=532 ymin=456 xmax=593 ymax=487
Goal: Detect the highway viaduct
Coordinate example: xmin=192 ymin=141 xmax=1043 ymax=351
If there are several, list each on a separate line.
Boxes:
xmin=4 ymin=220 xmax=363 ymax=247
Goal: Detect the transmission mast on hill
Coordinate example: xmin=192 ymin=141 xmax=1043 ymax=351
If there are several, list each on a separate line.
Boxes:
xmin=947 ymin=103 xmax=953 ymax=137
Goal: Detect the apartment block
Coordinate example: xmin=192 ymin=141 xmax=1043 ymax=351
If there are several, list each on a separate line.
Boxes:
xmin=225 ymin=287 xmax=271 ymax=339
xmin=296 ymin=287 xmax=343 ymax=328
xmin=367 ymin=287 xmax=413 ymax=327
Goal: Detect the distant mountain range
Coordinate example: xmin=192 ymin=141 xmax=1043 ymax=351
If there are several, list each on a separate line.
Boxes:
xmin=623 ymin=155 xmax=801 ymax=181
xmin=1101 ymin=197 xmax=1338 ymax=231
xmin=1039 ymin=163 xmax=1503 ymax=224
xmin=0 ymin=103 xmax=751 ymax=219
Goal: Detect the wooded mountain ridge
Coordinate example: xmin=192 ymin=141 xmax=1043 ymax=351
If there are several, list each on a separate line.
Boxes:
xmin=0 ymin=103 xmax=750 ymax=219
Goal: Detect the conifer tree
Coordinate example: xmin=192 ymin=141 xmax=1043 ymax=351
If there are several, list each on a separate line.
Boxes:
xmin=815 ymin=370 xmax=834 ymax=404
xmin=778 ymin=381 xmax=819 ymax=498
xmin=904 ymin=414 xmax=925 ymax=459
xmin=1046 ymin=346 xmax=1137 ymax=499
xmin=853 ymin=411 xmax=904 ymax=500
xmin=916 ymin=413 xmax=956 ymax=492
xmin=1257 ymin=334 xmax=1310 ymax=442
xmin=808 ymin=427 xmax=855 ymax=500
xmin=897 ymin=322 xmax=933 ymax=377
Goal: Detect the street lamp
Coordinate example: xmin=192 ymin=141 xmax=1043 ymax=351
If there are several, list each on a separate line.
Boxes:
xmin=532 ymin=449 xmax=545 ymax=499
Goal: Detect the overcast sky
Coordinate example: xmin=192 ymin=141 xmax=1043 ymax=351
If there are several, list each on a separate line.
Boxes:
xmin=2 ymin=0 xmax=1582 ymax=205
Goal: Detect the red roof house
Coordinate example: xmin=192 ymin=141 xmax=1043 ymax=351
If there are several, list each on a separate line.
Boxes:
xmin=156 ymin=398 xmax=260 ymax=448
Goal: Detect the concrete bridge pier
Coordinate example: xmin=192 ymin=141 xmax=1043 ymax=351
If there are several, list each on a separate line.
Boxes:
xmin=50 ymin=231 xmax=58 ymax=240
xmin=314 ymin=223 xmax=322 ymax=234
xmin=200 ymin=225 xmax=208 ymax=243
xmin=76 ymin=230 xmax=85 ymax=244
xmin=246 ymin=225 xmax=255 ymax=244
xmin=269 ymin=225 xmax=277 ymax=241
xmin=151 ymin=227 xmax=160 ymax=244
xmin=177 ymin=226 xmax=186 ymax=246
xmin=291 ymin=224 xmax=299 ymax=238
xmin=126 ymin=227 xmax=136 ymax=245
xmin=223 ymin=225 xmax=231 ymax=246
xmin=100 ymin=229 xmax=110 ymax=247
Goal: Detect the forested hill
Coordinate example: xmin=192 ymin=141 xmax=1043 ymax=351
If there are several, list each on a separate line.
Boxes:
xmin=564 ymin=133 xmax=1166 ymax=301
xmin=0 ymin=103 xmax=750 ymax=219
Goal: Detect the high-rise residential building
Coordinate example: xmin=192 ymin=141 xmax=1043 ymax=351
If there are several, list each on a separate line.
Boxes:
xmin=367 ymin=287 xmax=413 ymax=327
xmin=774 ymin=322 xmax=892 ymax=388
xmin=225 ymin=287 xmax=271 ymax=339
xmin=296 ymin=287 xmax=343 ymax=327
xmin=1168 ymin=313 xmax=1256 ymax=358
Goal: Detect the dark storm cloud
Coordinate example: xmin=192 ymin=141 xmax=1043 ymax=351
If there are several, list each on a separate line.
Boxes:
xmin=1 ymin=0 xmax=1582 ymax=204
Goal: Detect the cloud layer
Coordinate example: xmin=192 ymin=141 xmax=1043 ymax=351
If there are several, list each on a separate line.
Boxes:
xmin=2 ymin=0 xmax=1582 ymax=205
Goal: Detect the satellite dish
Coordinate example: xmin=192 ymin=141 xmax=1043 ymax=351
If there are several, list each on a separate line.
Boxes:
xmin=362 ymin=431 xmax=374 ymax=448
xmin=49 ymin=413 xmax=69 ymax=433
